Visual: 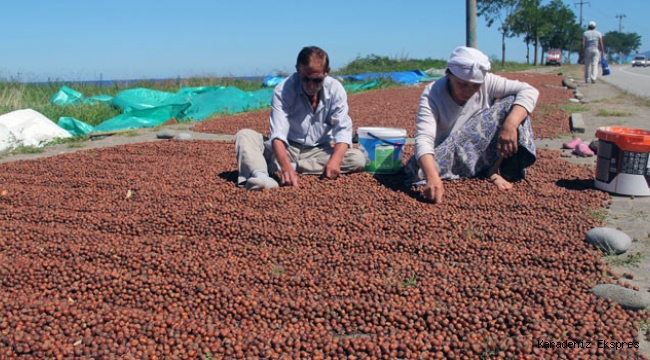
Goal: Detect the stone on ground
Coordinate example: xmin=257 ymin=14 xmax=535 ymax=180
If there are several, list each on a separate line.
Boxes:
xmin=592 ymin=284 xmax=650 ymax=311
xmin=585 ymin=227 xmax=632 ymax=254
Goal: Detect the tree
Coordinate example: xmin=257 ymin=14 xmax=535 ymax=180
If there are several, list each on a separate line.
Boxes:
xmin=508 ymin=0 xmax=544 ymax=65
xmin=538 ymin=0 xmax=580 ymax=63
xmin=477 ymin=0 xmax=518 ymax=66
xmin=603 ymin=31 xmax=642 ymax=62
xmin=563 ymin=23 xmax=584 ymax=63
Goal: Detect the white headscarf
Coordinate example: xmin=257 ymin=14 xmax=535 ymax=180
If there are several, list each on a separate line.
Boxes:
xmin=447 ymin=46 xmax=491 ymax=84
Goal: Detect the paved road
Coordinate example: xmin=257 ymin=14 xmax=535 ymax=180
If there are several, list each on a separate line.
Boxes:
xmin=601 ymin=64 xmax=650 ymax=100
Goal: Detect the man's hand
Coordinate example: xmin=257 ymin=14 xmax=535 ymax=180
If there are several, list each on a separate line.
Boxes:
xmin=280 ymin=167 xmax=299 ymax=187
xmin=322 ymin=161 xmax=341 ymax=180
xmin=322 ymin=142 xmax=347 ymax=180
xmin=423 ymin=177 xmax=444 ymax=204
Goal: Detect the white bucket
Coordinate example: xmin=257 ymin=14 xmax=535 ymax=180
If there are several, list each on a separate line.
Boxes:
xmin=357 ymin=127 xmax=407 ymax=173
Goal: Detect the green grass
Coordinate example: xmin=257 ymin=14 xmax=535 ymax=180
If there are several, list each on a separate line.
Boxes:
xmin=595 ymin=109 xmax=632 ymax=117
xmin=588 ymin=209 xmax=608 ymax=222
xmin=9 ymin=144 xmax=44 ymax=154
xmin=604 ymin=251 xmax=644 ymax=267
xmin=271 ymin=265 xmax=285 ymax=276
xmin=560 ymin=103 xmax=588 ymax=113
xmin=402 ymin=273 xmax=417 ymax=287
xmin=639 ymin=320 xmax=650 ymax=332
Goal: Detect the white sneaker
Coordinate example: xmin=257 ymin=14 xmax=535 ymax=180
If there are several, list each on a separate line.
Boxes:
xmin=245 ymin=177 xmax=279 ymax=191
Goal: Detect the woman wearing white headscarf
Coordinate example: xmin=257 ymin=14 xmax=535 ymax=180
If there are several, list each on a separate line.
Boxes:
xmin=404 ymin=46 xmax=539 ymax=204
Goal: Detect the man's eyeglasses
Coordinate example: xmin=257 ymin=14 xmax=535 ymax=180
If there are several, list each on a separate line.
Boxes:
xmin=301 ymin=76 xmax=324 ymax=84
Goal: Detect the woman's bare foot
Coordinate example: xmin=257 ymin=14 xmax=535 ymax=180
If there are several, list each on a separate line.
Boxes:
xmin=489 ymin=174 xmax=513 ymax=191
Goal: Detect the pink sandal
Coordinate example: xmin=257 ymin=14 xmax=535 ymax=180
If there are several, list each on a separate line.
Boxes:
xmin=574 ymin=143 xmax=595 ymax=157
xmin=562 ymin=137 xmax=583 ymax=149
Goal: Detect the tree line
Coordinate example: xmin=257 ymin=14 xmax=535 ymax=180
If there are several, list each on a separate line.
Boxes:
xmin=477 ymin=0 xmax=643 ymax=65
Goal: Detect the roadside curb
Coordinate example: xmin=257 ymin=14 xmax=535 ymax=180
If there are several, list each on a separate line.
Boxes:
xmin=570 ymin=113 xmax=586 ymax=133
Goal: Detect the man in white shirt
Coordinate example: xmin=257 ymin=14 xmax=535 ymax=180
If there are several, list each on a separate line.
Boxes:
xmin=235 ymin=46 xmax=365 ymax=190
xmin=582 ymin=21 xmax=605 ymax=84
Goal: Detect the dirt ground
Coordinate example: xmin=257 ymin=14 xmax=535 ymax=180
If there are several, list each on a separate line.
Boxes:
xmin=2 ymin=66 xmax=650 ymax=359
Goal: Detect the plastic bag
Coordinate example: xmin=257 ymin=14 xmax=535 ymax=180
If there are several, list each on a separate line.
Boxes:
xmin=601 ymin=58 xmax=611 ymax=76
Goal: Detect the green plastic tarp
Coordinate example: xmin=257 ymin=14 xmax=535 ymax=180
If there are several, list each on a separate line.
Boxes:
xmin=84 ymin=94 xmax=113 ymax=104
xmin=51 ymin=86 xmax=84 ymax=106
xmin=111 ymin=88 xmax=182 ymax=112
xmin=57 ymin=117 xmax=95 ymax=137
xmin=344 ymin=79 xmax=380 ymax=91
xmin=93 ymin=103 xmax=190 ymax=133
xmin=48 ymin=78 xmax=380 ymax=134
xmin=178 ymin=87 xmax=274 ymax=121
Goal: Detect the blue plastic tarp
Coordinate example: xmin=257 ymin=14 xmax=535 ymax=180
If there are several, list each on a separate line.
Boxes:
xmin=262 ymin=70 xmax=437 ymax=88
xmin=262 ymin=75 xmax=286 ymax=87
xmin=342 ymin=70 xmax=437 ymax=85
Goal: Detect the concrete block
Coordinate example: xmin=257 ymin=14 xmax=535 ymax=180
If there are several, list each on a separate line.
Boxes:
xmin=570 ymin=113 xmax=586 ymax=133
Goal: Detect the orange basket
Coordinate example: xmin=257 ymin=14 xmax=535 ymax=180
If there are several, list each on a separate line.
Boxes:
xmin=595 ymin=126 xmax=650 ymax=153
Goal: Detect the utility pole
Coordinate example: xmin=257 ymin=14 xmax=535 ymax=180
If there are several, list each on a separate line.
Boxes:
xmin=574 ymin=0 xmax=589 ymax=27
xmin=615 ymin=14 xmax=626 ymax=63
xmin=466 ymin=0 xmax=477 ymax=48
xmin=615 ymin=14 xmax=626 ymax=32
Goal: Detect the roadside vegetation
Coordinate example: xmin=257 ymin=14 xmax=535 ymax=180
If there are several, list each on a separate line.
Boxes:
xmin=0 ymin=54 xmax=539 ymax=129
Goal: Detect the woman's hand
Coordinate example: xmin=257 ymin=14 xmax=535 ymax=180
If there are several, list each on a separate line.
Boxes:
xmin=498 ymin=105 xmax=528 ymax=158
xmin=497 ymin=125 xmax=518 ymax=158
xmin=423 ymin=177 xmax=444 ymax=204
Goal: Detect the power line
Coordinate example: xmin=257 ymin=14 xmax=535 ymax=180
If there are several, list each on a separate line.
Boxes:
xmin=574 ymin=0 xmax=590 ymax=26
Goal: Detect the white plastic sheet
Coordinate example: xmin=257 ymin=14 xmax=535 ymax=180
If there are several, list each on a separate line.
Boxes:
xmin=0 ymin=109 xmax=72 ymax=152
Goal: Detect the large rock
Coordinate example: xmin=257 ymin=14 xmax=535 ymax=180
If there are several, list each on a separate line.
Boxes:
xmin=585 ymin=227 xmax=631 ymax=254
xmin=562 ymin=77 xmax=578 ymax=89
xmin=593 ymin=284 xmax=650 ymax=310
xmin=156 ymin=129 xmax=176 ymax=139
xmin=174 ymin=133 xmax=192 ymax=140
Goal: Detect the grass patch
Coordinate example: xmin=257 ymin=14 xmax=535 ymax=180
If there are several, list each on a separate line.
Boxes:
xmin=271 ymin=265 xmax=285 ymax=276
xmin=67 ymin=142 xmax=85 ymax=148
xmin=560 ymin=103 xmax=588 ymax=113
xmin=604 ymin=251 xmax=644 ymax=268
xmin=121 ymin=130 xmax=141 ymax=137
xmin=639 ymin=320 xmax=650 ymax=332
xmin=402 ymin=273 xmax=417 ymax=287
xmin=588 ymin=209 xmax=608 ymax=222
xmin=595 ymin=109 xmax=632 ymax=117
xmin=9 ymin=145 xmax=44 ymax=154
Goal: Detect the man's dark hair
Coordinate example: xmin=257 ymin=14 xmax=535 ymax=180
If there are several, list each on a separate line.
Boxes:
xmin=296 ymin=46 xmax=330 ymax=70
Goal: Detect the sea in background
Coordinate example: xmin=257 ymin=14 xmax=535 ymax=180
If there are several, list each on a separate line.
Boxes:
xmin=31 ymin=75 xmax=267 ymax=87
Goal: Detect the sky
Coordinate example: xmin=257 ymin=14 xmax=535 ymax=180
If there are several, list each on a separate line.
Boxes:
xmin=2 ymin=0 xmax=648 ymax=82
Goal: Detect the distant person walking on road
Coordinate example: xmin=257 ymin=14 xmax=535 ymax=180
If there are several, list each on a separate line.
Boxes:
xmin=582 ymin=21 xmax=605 ymax=84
